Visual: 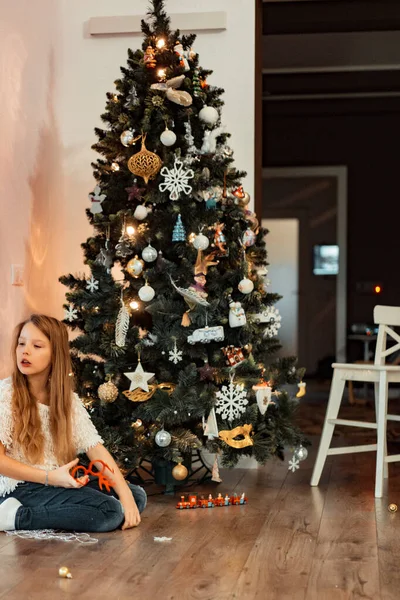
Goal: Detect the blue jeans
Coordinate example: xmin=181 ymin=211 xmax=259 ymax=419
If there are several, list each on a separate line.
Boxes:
xmin=4 ymin=477 xmax=147 ymax=532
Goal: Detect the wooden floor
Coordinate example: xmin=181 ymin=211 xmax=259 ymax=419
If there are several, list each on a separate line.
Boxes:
xmin=1 ymin=437 xmax=400 ymax=600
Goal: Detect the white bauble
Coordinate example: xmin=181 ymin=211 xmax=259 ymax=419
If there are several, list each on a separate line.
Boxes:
xmin=120 ymin=129 xmax=135 ymax=147
xmin=138 ymin=284 xmax=155 ymax=302
xmin=142 ymin=244 xmax=158 ymax=262
xmin=133 ymin=205 xmax=148 ymax=220
xmin=238 ymin=278 xmax=254 ymax=294
xmin=160 ymin=129 xmax=177 ymax=147
xmin=199 ymin=106 xmax=219 ymax=125
xmin=193 ymin=233 xmax=209 ymax=250
xmin=155 ymin=429 xmax=172 ymax=447
xmin=242 ymin=229 xmax=256 ymax=247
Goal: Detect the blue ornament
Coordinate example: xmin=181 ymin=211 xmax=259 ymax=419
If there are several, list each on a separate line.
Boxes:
xmin=206 ymin=198 xmax=217 ymax=210
xmin=172 ymin=214 xmax=186 ymax=242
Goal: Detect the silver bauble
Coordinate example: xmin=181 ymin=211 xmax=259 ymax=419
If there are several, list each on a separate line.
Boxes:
xmin=294 ymin=445 xmax=308 ymax=462
xmin=142 ymin=243 xmax=158 ymax=262
xmin=238 ymin=278 xmax=254 ymax=294
xmin=199 ymin=106 xmax=219 ymax=125
xmin=120 ymin=129 xmax=135 ymax=147
xmin=155 ymin=429 xmax=172 ymax=447
xmin=160 ymin=129 xmax=177 ymax=147
xmin=138 ymin=284 xmax=155 ymax=302
xmin=133 ymin=205 xmax=148 ymax=220
xmin=193 ymin=233 xmax=209 ymax=250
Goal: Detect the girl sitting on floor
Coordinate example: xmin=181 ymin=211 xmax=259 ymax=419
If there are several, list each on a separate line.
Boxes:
xmin=0 ymin=314 xmax=146 ymax=532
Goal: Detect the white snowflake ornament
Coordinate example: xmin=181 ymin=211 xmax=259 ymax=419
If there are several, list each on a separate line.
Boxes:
xmin=288 ymin=457 xmax=300 ymax=473
xmin=169 ymin=340 xmax=183 ymax=365
xmin=159 ymin=157 xmax=194 ymax=200
xmin=64 ymin=304 xmax=78 ymax=322
xmin=262 ymin=306 xmax=282 ymax=338
xmin=86 ymin=275 xmax=99 ymax=293
xmin=89 ymin=185 xmax=106 ymax=214
xmin=215 ymin=374 xmax=248 ymax=422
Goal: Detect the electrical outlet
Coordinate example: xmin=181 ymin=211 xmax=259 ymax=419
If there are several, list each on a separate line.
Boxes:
xmin=11 ymin=264 xmax=24 ymax=286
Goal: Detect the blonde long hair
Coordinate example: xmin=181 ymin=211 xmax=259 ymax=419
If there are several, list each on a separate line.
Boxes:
xmin=11 ymin=314 xmax=76 ymax=465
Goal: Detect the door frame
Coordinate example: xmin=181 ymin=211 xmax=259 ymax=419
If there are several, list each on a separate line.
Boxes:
xmin=262 ymin=166 xmax=348 ymax=363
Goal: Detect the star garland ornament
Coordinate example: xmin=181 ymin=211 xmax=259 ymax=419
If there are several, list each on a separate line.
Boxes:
xmin=215 ymin=373 xmax=248 ymax=422
xmin=159 ymin=156 xmax=194 ymax=200
xmin=86 ymin=275 xmax=99 ymax=293
xmin=64 ymin=304 xmax=78 ymax=322
xmin=124 ymin=355 xmax=155 ymax=393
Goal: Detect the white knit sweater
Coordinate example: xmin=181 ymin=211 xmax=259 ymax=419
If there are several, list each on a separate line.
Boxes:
xmin=0 ymin=378 xmax=103 ymax=497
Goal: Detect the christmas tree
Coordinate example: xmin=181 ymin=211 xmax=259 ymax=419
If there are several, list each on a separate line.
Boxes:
xmin=60 ymin=0 xmax=307 ymax=483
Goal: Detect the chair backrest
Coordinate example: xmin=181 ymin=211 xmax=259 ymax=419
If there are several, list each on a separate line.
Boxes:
xmin=373 ymin=305 xmax=400 ymax=365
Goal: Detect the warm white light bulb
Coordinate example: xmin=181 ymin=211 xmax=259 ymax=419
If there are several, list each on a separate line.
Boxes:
xmin=130 ymin=301 xmax=139 ymax=310
xmin=126 ymin=225 xmax=135 ymax=235
xmin=156 ymin=38 xmax=165 ymax=49
xmin=157 ymin=68 xmax=166 ymax=80
xmin=111 ymin=162 xmax=120 ymax=171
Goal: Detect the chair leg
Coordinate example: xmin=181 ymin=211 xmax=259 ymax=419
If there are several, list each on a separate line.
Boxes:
xmin=375 ymin=371 xmax=389 ymax=498
xmin=375 ymin=382 xmax=388 ymax=479
xmin=348 ymin=380 xmax=355 ymax=405
xmin=311 ymin=370 xmax=346 ymax=486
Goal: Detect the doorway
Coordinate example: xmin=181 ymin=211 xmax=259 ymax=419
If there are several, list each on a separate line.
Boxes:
xmin=262 ymin=166 xmax=347 ymax=374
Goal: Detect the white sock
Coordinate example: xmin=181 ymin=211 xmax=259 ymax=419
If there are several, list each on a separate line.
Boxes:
xmin=0 ymin=498 xmax=22 ymax=531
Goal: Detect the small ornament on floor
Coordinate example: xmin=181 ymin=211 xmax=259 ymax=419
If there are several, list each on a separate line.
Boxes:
xmin=388 ymin=503 xmax=398 ymax=513
xmin=58 ymin=567 xmax=72 ymax=579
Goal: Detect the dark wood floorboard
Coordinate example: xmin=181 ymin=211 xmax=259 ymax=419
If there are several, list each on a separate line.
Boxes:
xmin=1 ymin=437 xmax=400 ymax=599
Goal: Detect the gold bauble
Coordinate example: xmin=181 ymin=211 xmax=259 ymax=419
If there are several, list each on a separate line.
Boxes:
xmin=127 ymin=139 xmax=162 ymax=184
xmin=126 ymin=256 xmax=144 ymax=278
xmin=58 ymin=566 xmax=72 ymax=579
xmin=98 ymin=380 xmax=118 ymax=403
xmin=388 ymin=503 xmax=398 ymax=513
xmin=172 ymin=463 xmax=188 ymax=481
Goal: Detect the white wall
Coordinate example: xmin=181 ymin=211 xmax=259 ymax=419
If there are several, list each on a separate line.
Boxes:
xmin=262 ymin=218 xmax=299 ymax=357
xmin=0 ymin=0 xmax=64 ymax=377
xmin=0 ymin=0 xmax=255 ymax=375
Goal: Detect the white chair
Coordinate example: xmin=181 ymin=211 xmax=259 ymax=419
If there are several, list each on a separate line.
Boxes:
xmin=311 ymin=305 xmax=400 ymax=498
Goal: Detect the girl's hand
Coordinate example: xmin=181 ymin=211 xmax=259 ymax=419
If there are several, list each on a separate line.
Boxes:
xmin=120 ymin=496 xmax=141 ymax=529
xmin=48 ymin=458 xmax=89 ymax=488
